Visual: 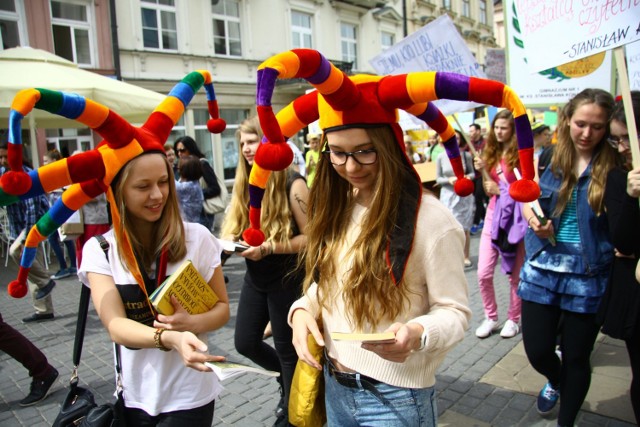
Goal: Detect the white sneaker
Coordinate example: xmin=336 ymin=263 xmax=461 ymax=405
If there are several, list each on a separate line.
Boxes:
xmin=475 ymin=318 xmax=500 ymax=338
xmin=500 ymin=319 xmax=520 ymax=338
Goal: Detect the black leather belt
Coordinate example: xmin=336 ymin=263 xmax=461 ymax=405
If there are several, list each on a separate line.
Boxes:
xmin=326 ymin=357 xmax=385 ymax=402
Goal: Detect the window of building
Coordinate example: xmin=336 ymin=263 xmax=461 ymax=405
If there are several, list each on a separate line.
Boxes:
xmin=479 ymin=0 xmax=487 ymax=24
xmin=462 ymin=0 xmax=470 ymax=17
xmin=340 ymin=22 xmax=357 ymax=69
xmin=381 ymin=31 xmax=394 ymax=51
xmin=220 ymin=108 xmax=249 ymax=180
xmin=141 ymin=0 xmax=177 ymax=51
xmin=50 ymin=0 xmax=93 ymax=65
xmin=0 ymin=0 xmax=23 ymax=50
xmin=212 ymin=0 xmax=241 ymax=57
xmin=45 ymin=128 xmax=93 ymax=157
xmin=443 ymin=0 xmax=451 ymax=10
xmin=291 ymin=10 xmax=312 ymax=49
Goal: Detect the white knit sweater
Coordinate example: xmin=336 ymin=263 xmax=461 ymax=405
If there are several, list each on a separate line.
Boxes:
xmin=289 ymin=194 xmax=471 ymax=388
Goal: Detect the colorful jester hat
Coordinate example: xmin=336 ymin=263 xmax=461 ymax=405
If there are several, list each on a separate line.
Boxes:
xmin=0 ymin=71 xmax=226 ymax=299
xmin=244 ymin=48 xmax=540 ymax=285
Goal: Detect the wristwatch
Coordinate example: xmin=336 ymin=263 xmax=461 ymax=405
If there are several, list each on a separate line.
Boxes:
xmin=417 ymin=329 xmax=428 ymax=351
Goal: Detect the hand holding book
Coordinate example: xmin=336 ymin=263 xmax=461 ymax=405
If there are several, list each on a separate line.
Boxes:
xmin=205 ymin=361 xmax=280 ymax=381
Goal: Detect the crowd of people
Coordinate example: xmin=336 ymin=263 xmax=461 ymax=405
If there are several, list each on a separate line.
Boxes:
xmin=0 ymin=52 xmax=638 ymax=427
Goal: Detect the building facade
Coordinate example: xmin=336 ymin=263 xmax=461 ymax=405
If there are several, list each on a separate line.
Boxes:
xmin=2 ymin=0 xmax=496 ymax=179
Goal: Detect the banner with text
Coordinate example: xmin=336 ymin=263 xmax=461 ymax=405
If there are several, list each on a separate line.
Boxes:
xmin=510 ymin=0 xmax=640 ymax=72
xmin=506 ymin=0 xmax=614 ymax=106
xmin=369 ymin=14 xmax=486 ymax=117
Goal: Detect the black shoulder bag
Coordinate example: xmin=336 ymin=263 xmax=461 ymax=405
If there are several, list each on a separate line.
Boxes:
xmin=53 ymin=235 xmax=125 ymax=427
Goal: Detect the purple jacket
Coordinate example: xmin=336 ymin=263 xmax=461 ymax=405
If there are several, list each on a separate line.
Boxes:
xmin=491 ymin=179 xmax=527 ymax=274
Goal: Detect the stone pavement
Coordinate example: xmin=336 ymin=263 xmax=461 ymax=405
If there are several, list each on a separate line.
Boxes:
xmin=0 ymin=234 xmax=634 ymax=426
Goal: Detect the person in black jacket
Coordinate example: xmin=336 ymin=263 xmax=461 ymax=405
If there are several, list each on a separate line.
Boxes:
xmin=174 ymin=136 xmax=221 ymax=231
xmin=597 ymin=91 xmax=640 ymax=424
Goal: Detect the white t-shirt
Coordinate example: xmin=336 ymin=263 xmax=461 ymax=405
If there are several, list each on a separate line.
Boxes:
xmin=78 ymin=222 xmax=223 ymax=416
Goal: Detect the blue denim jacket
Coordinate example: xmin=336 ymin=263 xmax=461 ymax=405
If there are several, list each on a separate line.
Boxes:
xmin=524 ymin=163 xmax=613 ymax=276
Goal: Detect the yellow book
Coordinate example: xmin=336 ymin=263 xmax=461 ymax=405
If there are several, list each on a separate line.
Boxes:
xmin=205 ymin=361 xmax=280 ymax=381
xmin=149 ymin=260 xmax=218 ymax=315
xmin=330 ymin=331 xmax=396 ymax=344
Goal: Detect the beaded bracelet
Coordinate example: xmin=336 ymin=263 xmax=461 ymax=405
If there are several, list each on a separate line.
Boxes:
xmin=154 ymin=327 xmax=171 ymax=352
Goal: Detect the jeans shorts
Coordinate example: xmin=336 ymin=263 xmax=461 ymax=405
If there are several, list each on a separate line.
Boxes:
xmin=323 ymin=361 xmax=437 ymax=426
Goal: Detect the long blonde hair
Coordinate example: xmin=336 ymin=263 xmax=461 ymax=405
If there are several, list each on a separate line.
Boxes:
xmin=112 ymin=153 xmax=186 ymax=272
xmin=482 ymin=110 xmax=520 ymax=172
xmin=303 ymin=126 xmax=415 ymax=330
xmin=221 ymin=116 xmax=294 ymax=244
xmin=549 ymin=88 xmax=617 ymax=216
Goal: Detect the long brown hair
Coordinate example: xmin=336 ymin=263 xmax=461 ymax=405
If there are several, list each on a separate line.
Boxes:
xmin=221 ymin=116 xmax=295 ymax=245
xmin=482 ymin=110 xmax=519 ymax=172
xmin=550 ymin=88 xmax=617 ymax=216
xmin=303 ymin=126 xmax=416 ymax=330
xmin=112 ymin=153 xmax=186 ymax=271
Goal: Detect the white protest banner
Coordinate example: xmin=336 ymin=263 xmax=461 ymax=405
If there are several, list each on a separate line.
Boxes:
xmin=628 ymin=40 xmax=640 ymax=90
xmin=506 ymin=0 xmax=614 ymax=106
xmin=369 ymin=14 xmax=486 ymax=117
xmin=511 ymin=0 xmax=640 ymax=73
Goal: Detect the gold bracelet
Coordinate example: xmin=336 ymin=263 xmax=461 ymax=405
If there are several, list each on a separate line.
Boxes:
xmin=154 ymin=328 xmax=171 ymax=352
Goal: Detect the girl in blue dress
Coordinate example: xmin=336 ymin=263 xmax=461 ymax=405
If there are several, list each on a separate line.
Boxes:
xmin=519 ymin=88 xmax=620 ymax=426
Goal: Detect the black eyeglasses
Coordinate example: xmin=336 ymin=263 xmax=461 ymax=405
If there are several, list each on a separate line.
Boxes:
xmin=322 ymin=148 xmax=378 ymax=166
xmin=607 ymin=135 xmax=630 ymax=149
xmin=176 ymin=148 xmax=187 ymax=153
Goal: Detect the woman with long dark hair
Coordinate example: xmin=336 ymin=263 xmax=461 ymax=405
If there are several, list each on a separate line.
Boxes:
xmin=174 ymin=136 xmax=222 ymax=231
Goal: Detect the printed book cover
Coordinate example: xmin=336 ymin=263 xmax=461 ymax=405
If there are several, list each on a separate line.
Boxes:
xmin=149 ymin=260 xmax=218 ymax=315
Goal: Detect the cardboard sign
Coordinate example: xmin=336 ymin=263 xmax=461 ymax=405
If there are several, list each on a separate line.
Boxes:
xmin=369 ymin=14 xmax=486 ymax=116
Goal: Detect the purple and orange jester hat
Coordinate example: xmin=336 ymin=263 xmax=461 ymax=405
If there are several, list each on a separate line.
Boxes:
xmin=0 ymin=71 xmax=226 ymax=299
xmin=244 ymin=49 xmax=539 ymax=285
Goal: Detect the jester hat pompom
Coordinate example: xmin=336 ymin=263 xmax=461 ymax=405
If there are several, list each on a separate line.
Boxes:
xmin=1 ymin=71 xmax=226 ymax=298
xmin=245 ymin=48 xmax=539 ymax=284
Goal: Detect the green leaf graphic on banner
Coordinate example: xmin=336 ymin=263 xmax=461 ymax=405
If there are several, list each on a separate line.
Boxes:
xmin=511 ymin=2 xmax=570 ymax=82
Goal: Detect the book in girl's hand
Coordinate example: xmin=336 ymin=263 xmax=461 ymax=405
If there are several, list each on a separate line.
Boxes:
xmin=205 ymin=361 xmax=280 ymax=381
xmin=330 ymin=331 xmax=396 ymax=344
xmin=219 ymin=239 xmax=250 ymax=253
xmin=149 ymin=260 xmax=218 ymax=315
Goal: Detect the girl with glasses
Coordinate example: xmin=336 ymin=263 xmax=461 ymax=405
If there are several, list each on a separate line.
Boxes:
xmin=292 ymin=122 xmax=471 ymax=426
xmin=597 ymin=90 xmax=640 ymax=424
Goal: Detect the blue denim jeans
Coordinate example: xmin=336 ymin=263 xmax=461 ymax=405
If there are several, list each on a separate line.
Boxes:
xmin=323 ymin=364 xmax=437 ymax=426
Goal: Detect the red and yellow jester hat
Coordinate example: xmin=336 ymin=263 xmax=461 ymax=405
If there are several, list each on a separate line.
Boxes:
xmin=0 ymin=71 xmax=226 ymax=299
xmin=244 ymin=49 xmax=539 ymax=285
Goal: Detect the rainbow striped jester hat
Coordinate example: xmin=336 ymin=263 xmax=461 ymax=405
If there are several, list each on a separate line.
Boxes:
xmin=0 ymin=71 xmax=226 ymax=299
xmin=243 ymin=49 xmax=539 ymax=285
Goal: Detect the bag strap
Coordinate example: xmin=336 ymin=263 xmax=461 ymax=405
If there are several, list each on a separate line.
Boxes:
xmin=72 ymin=235 xmax=121 ymax=378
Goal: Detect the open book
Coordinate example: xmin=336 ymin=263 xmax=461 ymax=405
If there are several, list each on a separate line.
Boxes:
xmin=330 ymin=331 xmax=396 ymax=344
xmin=205 ymin=361 xmax=280 ymax=381
xmin=219 ymin=239 xmax=250 ymax=253
xmin=149 ymin=260 xmax=218 ymax=315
